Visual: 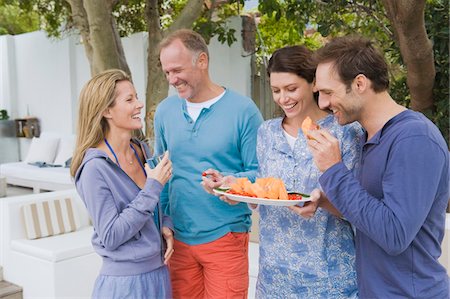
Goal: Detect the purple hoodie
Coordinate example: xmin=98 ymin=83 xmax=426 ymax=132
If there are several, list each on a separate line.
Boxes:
xmin=74 ymin=140 xmax=173 ymax=276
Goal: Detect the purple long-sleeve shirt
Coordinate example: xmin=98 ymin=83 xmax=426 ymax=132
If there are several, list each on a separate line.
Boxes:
xmin=75 ymin=141 xmax=173 ymax=276
xmin=320 ymin=110 xmax=449 ymax=298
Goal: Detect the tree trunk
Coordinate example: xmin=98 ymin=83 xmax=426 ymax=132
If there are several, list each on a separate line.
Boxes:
xmin=81 ymin=0 xmax=131 ymax=76
xmin=381 ymin=0 xmax=435 ymax=112
xmin=67 ymin=0 xmax=130 ymax=77
xmin=144 ymin=0 xmax=166 ymax=139
xmin=144 ymin=0 xmax=204 ymax=139
xmin=66 ymin=0 xmax=95 ymax=74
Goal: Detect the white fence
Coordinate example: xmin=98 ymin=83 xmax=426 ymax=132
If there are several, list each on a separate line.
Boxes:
xmin=0 ymin=17 xmax=252 ymax=159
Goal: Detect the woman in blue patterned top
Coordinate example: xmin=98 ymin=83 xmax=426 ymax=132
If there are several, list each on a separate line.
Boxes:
xmin=258 ymin=45 xmax=363 ymax=298
xmin=203 ymin=45 xmax=363 ymax=298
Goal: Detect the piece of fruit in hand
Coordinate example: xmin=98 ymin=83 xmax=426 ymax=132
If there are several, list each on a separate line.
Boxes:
xmin=301 ymin=116 xmax=320 ymax=140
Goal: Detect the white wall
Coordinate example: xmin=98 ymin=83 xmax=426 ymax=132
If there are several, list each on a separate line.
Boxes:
xmin=0 ymin=35 xmax=18 ymax=117
xmin=209 ymin=20 xmax=252 ymax=97
xmin=439 ymin=214 xmax=450 ymax=272
xmin=14 ymin=31 xmax=74 ymax=135
xmin=3 ymin=30 xmax=155 ymax=136
xmin=0 ymin=16 xmax=251 ymax=159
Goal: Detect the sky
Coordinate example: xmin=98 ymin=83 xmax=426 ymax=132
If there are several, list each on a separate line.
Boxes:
xmin=244 ymin=0 xmax=258 ymax=11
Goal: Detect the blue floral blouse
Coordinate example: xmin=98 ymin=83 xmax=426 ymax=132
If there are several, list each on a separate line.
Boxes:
xmin=255 ymin=114 xmax=363 ymax=298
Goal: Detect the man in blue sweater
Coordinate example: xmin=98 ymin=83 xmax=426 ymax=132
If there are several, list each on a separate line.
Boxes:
xmin=155 ymin=29 xmax=263 ymax=298
xmin=307 ymin=35 xmax=449 ymax=298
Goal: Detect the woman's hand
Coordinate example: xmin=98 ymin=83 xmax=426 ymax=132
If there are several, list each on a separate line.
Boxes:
xmin=289 ymin=188 xmax=344 ymax=219
xmin=288 ymin=188 xmax=321 ymax=219
xmin=145 ymin=151 xmax=172 ymax=185
xmin=162 ymin=226 xmax=174 ymax=264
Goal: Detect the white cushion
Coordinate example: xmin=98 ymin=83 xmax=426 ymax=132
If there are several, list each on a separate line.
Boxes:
xmin=0 ymin=162 xmax=73 ymax=185
xmin=11 ymin=226 xmax=95 ymax=262
xmin=53 ymin=136 xmax=76 ymax=166
xmin=24 ymin=137 xmax=59 ymax=164
xmin=21 ymin=197 xmax=81 ymax=239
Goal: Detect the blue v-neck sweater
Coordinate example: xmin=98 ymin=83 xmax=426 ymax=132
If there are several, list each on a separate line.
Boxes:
xmin=154 ymin=88 xmax=263 ymax=245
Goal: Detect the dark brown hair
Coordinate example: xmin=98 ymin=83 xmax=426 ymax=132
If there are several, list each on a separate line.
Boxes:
xmin=267 ymin=45 xmax=316 ymax=83
xmin=314 ymin=35 xmax=389 ymax=93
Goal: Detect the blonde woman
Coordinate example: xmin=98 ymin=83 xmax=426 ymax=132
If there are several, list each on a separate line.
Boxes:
xmin=71 ymin=69 xmax=174 ymax=299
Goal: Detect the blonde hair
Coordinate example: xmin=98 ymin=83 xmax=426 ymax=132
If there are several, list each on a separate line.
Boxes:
xmin=70 ymin=69 xmax=131 ymax=177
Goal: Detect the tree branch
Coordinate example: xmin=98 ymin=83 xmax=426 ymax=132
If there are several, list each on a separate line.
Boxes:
xmin=166 ymin=0 xmax=204 ymax=34
xmin=348 ymin=1 xmax=394 ymax=39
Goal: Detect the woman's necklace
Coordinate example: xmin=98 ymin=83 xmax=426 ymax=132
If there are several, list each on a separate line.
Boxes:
xmin=104 ymin=138 xmax=137 ymax=168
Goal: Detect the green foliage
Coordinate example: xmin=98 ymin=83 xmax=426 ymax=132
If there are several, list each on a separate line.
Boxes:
xmin=257 ymin=0 xmax=394 ymax=57
xmin=0 ymin=109 xmax=9 ymax=120
xmin=114 ymin=1 xmax=147 ymax=36
xmin=25 ymin=0 xmax=142 ymax=38
xmin=194 ymin=1 xmax=242 ymax=46
xmin=425 ymin=0 xmax=449 ymax=145
xmin=3 ymin=0 xmax=73 ymax=38
xmin=0 ymin=1 xmax=39 ymax=35
xmin=256 ymin=12 xmax=322 ymax=64
xmin=159 ymin=0 xmax=189 ymax=29
xmin=10 ymin=0 xmax=243 ymax=44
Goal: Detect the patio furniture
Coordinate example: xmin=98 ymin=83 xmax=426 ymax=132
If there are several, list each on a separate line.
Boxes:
xmin=0 ymin=133 xmax=75 ymax=193
xmin=0 ymin=189 xmax=100 ymax=299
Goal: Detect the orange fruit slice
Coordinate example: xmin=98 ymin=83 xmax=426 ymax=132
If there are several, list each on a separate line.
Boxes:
xmin=301 ymin=116 xmax=320 ymax=140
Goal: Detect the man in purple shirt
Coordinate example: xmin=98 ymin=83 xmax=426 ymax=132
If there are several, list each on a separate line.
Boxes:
xmin=306 ymin=35 xmax=449 ymax=298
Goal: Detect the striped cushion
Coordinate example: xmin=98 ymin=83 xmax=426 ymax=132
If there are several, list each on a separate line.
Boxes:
xmin=21 ymin=198 xmax=81 ymax=239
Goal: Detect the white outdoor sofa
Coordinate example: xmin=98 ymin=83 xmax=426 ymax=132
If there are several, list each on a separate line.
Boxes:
xmin=0 ymin=189 xmax=101 ymax=299
xmin=0 ymin=133 xmax=75 ymax=193
xmin=0 ymin=162 xmax=73 ymax=193
xmin=0 ymin=187 xmax=260 ymax=299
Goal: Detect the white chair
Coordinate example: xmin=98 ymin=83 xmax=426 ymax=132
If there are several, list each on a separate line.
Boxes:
xmin=0 ymin=189 xmax=101 ymax=299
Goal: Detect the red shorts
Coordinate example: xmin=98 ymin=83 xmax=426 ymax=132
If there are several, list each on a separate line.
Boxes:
xmin=169 ymin=232 xmax=249 ymax=299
